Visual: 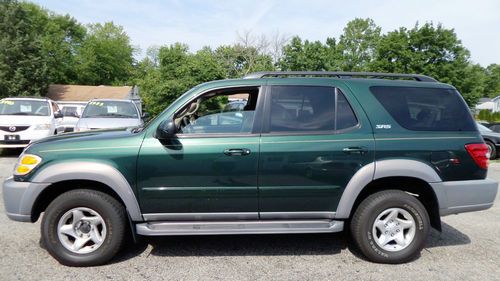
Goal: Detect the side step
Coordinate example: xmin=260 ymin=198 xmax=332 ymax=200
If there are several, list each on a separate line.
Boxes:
xmin=136 ymin=220 xmax=344 ymax=236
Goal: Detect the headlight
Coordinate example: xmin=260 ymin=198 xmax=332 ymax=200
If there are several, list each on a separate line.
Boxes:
xmin=14 ymin=154 xmax=42 ymax=176
xmin=34 ymin=124 xmax=51 ymax=130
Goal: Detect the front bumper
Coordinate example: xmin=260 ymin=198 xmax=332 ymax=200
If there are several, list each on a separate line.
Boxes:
xmin=2 ymin=177 xmax=50 ymax=222
xmin=0 ymin=129 xmax=52 ymax=148
xmin=431 ymin=178 xmax=498 ymax=216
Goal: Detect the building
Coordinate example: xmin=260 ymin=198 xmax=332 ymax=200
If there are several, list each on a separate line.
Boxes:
xmin=475 ymin=96 xmax=500 ymax=112
xmin=46 ymin=84 xmax=141 ymax=112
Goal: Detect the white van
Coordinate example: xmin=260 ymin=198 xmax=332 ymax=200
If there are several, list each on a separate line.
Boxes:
xmin=0 ymin=97 xmax=64 ymax=148
xmin=59 ymin=103 xmax=86 ymax=133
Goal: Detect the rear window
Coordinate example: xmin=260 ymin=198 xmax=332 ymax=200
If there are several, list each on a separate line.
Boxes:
xmin=268 ymin=86 xmax=358 ymax=133
xmin=370 ymin=86 xmax=476 ymax=131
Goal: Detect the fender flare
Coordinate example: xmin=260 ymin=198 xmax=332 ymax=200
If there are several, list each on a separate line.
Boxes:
xmin=31 ymin=161 xmax=143 ymax=221
xmin=335 ymin=159 xmax=442 ymax=219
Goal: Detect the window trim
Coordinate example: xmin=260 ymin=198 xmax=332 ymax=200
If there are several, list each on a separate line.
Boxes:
xmin=261 ymin=85 xmax=360 ymax=136
xmin=173 ymin=85 xmax=265 ymax=138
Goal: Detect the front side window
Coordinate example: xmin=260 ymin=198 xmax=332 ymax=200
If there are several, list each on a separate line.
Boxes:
xmin=176 ymin=88 xmax=259 ymax=135
xmin=0 ymin=99 xmax=50 ymax=116
xmin=82 ymin=101 xmax=138 ymax=119
xmin=268 ymin=86 xmax=357 ymax=133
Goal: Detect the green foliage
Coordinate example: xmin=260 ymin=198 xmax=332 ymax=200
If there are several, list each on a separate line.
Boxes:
xmin=337 ymin=18 xmax=381 ymax=71
xmin=370 ymin=23 xmax=480 ymax=104
xmin=74 ymin=22 xmax=134 ymax=85
xmin=137 ymin=44 xmax=226 ymax=115
xmin=0 ymin=0 xmax=88 ymax=98
xmin=21 ymin=2 xmax=86 ymax=84
xmin=0 ymin=0 xmax=48 ymax=97
xmin=484 ymin=64 xmax=500 ymax=98
xmin=1 ymin=2 xmax=499 ymax=117
xmin=477 ymin=110 xmax=500 ymax=123
xmin=214 ymin=44 xmax=274 ymax=78
xmin=278 ymin=36 xmax=332 ymax=71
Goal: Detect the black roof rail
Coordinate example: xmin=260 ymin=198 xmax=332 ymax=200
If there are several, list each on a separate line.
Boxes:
xmin=243 ymin=71 xmax=437 ymax=82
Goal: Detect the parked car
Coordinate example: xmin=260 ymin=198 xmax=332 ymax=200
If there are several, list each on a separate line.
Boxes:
xmin=483 ymin=122 xmax=500 ymax=133
xmin=0 ymin=97 xmax=63 ymax=148
xmin=59 ymin=103 xmax=86 ymax=133
xmin=3 ymin=72 xmax=498 ymax=266
xmin=477 ymin=122 xmax=500 ymax=159
xmin=75 ymin=99 xmax=143 ymax=132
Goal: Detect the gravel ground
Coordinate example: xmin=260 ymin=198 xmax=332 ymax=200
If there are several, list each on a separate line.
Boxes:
xmin=0 ymin=149 xmax=499 ymax=281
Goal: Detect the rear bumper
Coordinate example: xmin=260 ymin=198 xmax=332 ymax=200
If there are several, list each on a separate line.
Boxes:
xmin=431 ymin=178 xmax=498 ymax=216
xmin=2 ymin=177 xmax=50 ymax=222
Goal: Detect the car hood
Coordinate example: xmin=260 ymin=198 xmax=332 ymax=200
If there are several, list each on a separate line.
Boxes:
xmin=25 ymin=127 xmax=144 ymax=155
xmin=77 ymin=118 xmax=142 ymax=129
xmin=0 ymin=115 xmax=52 ymax=126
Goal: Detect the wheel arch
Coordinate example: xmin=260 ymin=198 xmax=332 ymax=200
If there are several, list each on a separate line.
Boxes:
xmin=335 ymin=159 xmax=442 ymax=231
xmin=30 ymin=162 xmax=142 ymax=222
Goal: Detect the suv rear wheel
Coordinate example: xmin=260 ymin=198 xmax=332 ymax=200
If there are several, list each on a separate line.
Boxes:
xmin=41 ymin=189 xmax=126 ymax=266
xmin=350 ymin=190 xmax=430 ymax=263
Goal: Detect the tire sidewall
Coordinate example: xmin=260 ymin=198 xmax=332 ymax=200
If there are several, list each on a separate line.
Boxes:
xmin=355 ymin=192 xmax=430 ymax=263
xmin=42 ymin=190 xmax=124 ymax=266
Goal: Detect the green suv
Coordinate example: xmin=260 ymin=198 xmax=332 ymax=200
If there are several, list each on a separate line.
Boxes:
xmin=3 ymin=72 xmax=498 ymax=266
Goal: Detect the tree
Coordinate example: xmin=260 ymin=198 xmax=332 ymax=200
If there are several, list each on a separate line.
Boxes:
xmin=337 ymin=18 xmax=381 ymax=71
xmin=75 ymin=22 xmax=134 ymax=85
xmin=214 ymin=44 xmax=274 ymax=78
xmin=278 ymin=37 xmax=328 ymax=71
xmin=484 ymin=64 xmax=500 ymax=98
xmin=0 ymin=0 xmax=48 ymax=97
xmin=371 ymin=23 xmax=479 ymax=105
xmin=21 ymin=2 xmax=86 ymax=84
xmin=138 ymin=44 xmax=226 ymax=115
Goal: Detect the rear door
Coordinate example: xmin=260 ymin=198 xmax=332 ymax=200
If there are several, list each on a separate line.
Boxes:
xmin=258 ymin=82 xmax=375 ymax=219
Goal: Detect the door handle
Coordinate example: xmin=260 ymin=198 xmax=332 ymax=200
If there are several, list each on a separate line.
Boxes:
xmin=223 ymin=148 xmax=251 ymax=156
xmin=342 ymin=147 xmax=367 ymax=155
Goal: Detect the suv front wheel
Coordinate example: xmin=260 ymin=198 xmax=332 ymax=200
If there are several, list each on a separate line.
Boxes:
xmin=41 ymin=189 xmax=126 ymax=266
xmin=350 ymin=190 xmax=430 ymax=263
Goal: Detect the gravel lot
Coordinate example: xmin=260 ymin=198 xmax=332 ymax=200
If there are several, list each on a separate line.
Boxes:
xmin=0 ymin=149 xmax=499 ymax=281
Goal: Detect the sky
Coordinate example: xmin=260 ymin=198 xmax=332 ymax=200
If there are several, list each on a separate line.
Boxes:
xmin=33 ymin=0 xmax=500 ymax=66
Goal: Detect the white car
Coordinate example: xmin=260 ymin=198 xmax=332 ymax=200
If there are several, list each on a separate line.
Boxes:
xmin=75 ymin=99 xmax=143 ymax=132
xmin=0 ymin=97 xmax=64 ymax=148
xmin=59 ymin=103 xmax=86 ymax=133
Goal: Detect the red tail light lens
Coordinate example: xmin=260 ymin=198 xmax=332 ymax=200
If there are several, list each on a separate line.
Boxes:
xmin=465 ymin=143 xmax=489 ymax=169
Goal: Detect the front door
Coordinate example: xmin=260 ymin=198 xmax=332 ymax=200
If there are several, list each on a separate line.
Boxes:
xmin=137 ymin=87 xmax=262 ymax=221
xmin=258 ymin=84 xmax=375 ymax=219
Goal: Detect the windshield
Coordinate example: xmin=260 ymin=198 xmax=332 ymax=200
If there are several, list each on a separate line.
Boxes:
xmin=477 ymin=123 xmax=492 ymax=132
xmin=82 ymin=101 xmax=138 ymax=119
xmin=0 ymin=99 xmax=50 ymax=116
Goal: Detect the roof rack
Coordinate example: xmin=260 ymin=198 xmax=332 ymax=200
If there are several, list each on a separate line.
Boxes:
xmin=243 ymin=71 xmax=437 ymax=82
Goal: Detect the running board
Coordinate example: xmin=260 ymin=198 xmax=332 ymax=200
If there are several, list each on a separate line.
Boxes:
xmin=136 ymin=220 xmax=344 ymax=236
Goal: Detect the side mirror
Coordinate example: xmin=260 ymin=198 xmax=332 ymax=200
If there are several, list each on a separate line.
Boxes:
xmin=155 ymin=119 xmax=177 ymax=139
xmin=54 ymin=111 xmax=63 ymax=118
xmin=142 ymin=112 xmax=150 ymax=120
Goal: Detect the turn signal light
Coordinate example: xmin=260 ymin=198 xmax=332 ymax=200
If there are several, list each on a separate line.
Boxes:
xmin=21 ymin=155 xmax=39 ymax=165
xmin=14 ymin=154 xmax=42 ymax=176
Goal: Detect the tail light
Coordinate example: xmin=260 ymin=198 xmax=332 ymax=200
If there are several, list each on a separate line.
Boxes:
xmin=465 ymin=143 xmax=489 ymax=169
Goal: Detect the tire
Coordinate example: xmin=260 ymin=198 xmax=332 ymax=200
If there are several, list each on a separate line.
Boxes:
xmin=485 ymin=141 xmax=496 ymax=160
xmin=41 ymin=189 xmax=126 ymax=267
xmin=350 ymin=190 xmax=430 ymax=264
